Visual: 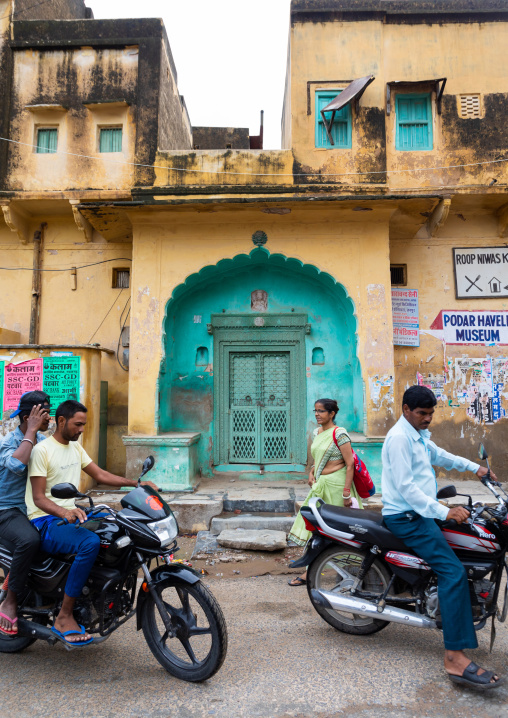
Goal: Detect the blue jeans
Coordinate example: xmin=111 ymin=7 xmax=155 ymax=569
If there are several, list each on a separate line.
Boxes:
xmin=32 ymin=517 xmax=100 ymax=599
xmin=383 ymin=511 xmax=478 ymax=651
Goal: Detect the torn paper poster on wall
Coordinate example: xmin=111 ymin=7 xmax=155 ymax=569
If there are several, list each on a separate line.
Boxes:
xmin=416 ymin=371 xmax=447 ymax=402
xmin=369 ymin=375 xmax=394 ymax=409
xmin=445 ymin=357 xmax=506 ymax=424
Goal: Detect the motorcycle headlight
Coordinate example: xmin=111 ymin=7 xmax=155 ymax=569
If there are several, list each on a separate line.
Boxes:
xmin=148 ymin=514 xmax=178 ymax=547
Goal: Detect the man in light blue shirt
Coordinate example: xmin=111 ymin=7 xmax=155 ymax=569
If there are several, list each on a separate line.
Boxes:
xmin=382 ymin=385 xmax=501 ymax=690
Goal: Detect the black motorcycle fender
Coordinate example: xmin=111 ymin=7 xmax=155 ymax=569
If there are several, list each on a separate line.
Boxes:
xmin=289 ymin=535 xmax=333 ymax=569
xmin=136 ymin=564 xmax=201 ymax=630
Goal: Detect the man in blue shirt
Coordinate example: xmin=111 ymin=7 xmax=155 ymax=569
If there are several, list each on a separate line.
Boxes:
xmin=0 ymin=391 xmax=51 ymax=635
xmin=382 ymin=385 xmax=502 ymax=689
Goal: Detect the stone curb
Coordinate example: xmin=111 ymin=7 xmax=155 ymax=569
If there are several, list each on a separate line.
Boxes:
xmin=211 ymin=515 xmax=295 ymax=534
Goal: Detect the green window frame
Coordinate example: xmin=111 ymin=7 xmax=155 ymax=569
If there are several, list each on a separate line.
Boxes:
xmin=315 ymin=90 xmax=352 ymax=149
xmin=99 ymin=127 xmax=123 ymax=153
xmin=395 ymin=93 xmax=433 ymax=151
xmin=36 ymin=128 xmax=57 ymax=154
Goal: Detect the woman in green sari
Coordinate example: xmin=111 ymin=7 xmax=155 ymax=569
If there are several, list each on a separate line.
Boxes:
xmin=288 ymin=398 xmax=363 ymax=586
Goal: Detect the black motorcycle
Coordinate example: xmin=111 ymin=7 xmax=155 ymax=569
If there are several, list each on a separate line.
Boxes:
xmin=292 ymin=443 xmax=508 ymax=644
xmin=0 ymin=457 xmax=227 ymax=682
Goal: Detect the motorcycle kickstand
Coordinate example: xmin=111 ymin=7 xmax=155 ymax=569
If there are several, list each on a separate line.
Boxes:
xmin=375 ymin=573 xmax=395 ymax=613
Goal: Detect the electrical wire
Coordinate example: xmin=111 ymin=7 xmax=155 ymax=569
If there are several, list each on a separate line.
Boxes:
xmin=1 ymin=135 xmax=508 ymax=178
xmin=87 ymin=287 xmax=125 ymax=344
xmin=116 ymin=303 xmax=130 ymax=372
xmin=0 ymin=257 xmax=132 ymax=272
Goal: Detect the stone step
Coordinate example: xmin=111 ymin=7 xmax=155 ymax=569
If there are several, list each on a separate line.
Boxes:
xmin=223 ymin=487 xmax=297 ymax=513
xmin=210 ymin=514 xmax=295 ymax=534
xmin=217 ymin=529 xmax=287 ymax=552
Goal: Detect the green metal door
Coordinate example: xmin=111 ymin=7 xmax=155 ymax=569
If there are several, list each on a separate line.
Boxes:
xmin=229 ymin=352 xmax=290 ymax=463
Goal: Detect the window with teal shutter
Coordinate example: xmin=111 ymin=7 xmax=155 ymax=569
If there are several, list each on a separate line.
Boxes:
xmin=36 ymin=128 xmax=57 ymax=153
xmin=396 ymin=94 xmax=433 ymax=151
xmin=99 ymin=127 xmax=123 ymax=153
xmin=315 ymin=91 xmax=352 ymax=149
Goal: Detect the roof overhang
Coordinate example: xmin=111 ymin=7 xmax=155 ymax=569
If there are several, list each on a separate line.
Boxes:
xmin=386 ymin=78 xmax=447 ymax=115
xmin=291 ymin=1 xmax=508 ymax=17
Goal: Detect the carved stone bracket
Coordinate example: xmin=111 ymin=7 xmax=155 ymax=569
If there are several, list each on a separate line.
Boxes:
xmin=414 ymin=197 xmax=452 ymax=239
xmin=0 ymin=200 xmax=30 ymax=244
xmin=69 ymin=199 xmax=93 ymax=242
xmin=497 ymin=203 xmax=508 ymax=239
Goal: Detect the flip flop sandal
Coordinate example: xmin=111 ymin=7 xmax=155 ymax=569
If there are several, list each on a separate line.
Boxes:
xmin=0 ymin=612 xmax=17 ymax=636
xmin=51 ymin=623 xmax=94 ymax=647
xmin=448 ymin=661 xmax=505 ymax=691
xmin=288 ymin=577 xmax=307 ymax=586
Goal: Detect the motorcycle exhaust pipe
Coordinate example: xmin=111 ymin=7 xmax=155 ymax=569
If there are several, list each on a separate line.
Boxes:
xmin=311 ymin=589 xmax=437 ymax=630
xmin=17 ymin=618 xmax=59 ymax=646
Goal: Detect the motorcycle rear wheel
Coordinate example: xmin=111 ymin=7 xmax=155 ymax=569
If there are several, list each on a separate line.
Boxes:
xmin=307 ymin=546 xmax=391 ymax=635
xmin=141 ymin=578 xmax=228 ymax=682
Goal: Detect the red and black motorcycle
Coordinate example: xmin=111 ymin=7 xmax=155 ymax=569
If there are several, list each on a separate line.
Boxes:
xmin=292 ymin=443 xmax=508 ymax=642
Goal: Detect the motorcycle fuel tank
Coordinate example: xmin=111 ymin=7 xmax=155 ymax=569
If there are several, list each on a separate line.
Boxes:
xmin=442 ymin=520 xmax=502 ymax=555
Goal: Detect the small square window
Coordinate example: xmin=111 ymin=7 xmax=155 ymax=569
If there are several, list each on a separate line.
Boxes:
xmin=390 ymin=264 xmax=407 ymax=286
xmin=36 ymin=128 xmax=58 ymax=153
xmin=112 ymin=267 xmax=130 ymax=288
xmin=99 ymin=127 xmax=123 ymax=153
xmin=315 ymin=90 xmax=352 ymax=149
xmin=395 ymin=94 xmax=433 ymax=151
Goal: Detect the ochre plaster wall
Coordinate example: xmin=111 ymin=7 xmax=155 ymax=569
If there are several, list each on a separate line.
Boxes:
xmin=390 ymin=209 xmax=508 ymax=474
xmin=287 ymin=17 xmax=508 ymax=187
xmin=0 ymin=217 xmax=131 ymax=474
xmin=7 ymin=46 xmax=138 ymax=191
xmin=127 ymin=206 xmax=395 ymax=442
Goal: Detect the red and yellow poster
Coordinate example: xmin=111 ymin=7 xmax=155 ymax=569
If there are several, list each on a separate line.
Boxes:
xmin=3 ymin=359 xmax=44 ymax=411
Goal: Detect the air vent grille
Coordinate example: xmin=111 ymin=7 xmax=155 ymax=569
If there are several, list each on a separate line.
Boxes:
xmin=459 ymin=95 xmax=481 ymax=119
xmin=390 ymin=265 xmax=407 ymax=286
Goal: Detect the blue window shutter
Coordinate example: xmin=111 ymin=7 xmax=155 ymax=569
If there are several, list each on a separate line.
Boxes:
xmin=396 ymin=94 xmax=432 ymax=151
xmin=99 ymin=127 xmax=123 ymax=153
xmin=315 ymin=91 xmax=352 ymax=149
xmin=36 ymin=128 xmax=57 ymax=153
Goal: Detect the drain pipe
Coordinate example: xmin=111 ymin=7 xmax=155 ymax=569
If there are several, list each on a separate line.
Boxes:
xmin=29 ymin=223 xmax=46 ymax=345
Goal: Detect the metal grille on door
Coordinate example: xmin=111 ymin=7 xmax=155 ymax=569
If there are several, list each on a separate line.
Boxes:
xmin=229 ymin=352 xmax=290 ymax=463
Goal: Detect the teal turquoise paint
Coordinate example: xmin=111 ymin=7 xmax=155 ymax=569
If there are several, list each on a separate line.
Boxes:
xmin=352 ymin=441 xmax=383 ymax=492
xmin=160 ymin=248 xmax=363 ymax=477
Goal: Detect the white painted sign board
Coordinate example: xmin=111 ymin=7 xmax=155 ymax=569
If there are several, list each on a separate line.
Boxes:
xmin=453 ymin=247 xmax=508 ymax=299
xmin=392 ymin=288 xmax=419 ymax=346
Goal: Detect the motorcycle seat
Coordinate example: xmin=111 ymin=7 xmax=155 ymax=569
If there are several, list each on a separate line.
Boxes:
xmin=0 ymin=536 xmax=76 ymax=565
xmin=318 ymin=503 xmax=410 ymax=552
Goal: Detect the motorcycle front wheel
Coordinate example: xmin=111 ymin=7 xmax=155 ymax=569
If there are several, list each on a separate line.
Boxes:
xmin=307 ymin=546 xmax=391 ymax=635
xmin=141 ymin=578 xmax=228 ymax=682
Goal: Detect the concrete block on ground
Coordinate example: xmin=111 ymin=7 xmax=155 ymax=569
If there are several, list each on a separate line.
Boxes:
xmin=211 ymin=515 xmax=295 ymax=534
xmin=223 ymin=488 xmax=293 ymax=513
xmin=217 ymin=529 xmax=287 ymax=551
xmin=169 ymin=498 xmax=223 ymax=533
xmin=191 ymin=530 xmax=226 ymax=558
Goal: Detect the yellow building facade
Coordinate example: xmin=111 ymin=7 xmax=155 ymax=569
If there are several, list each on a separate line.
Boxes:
xmin=2 ymin=1 xmax=508 ymax=487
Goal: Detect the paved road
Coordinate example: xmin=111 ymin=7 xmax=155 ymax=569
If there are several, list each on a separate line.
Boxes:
xmin=1 ymin=575 xmax=507 ymax=718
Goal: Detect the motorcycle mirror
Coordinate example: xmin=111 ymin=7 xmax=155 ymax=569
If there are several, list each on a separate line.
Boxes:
xmin=436 ymin=484 xmax=457 ymax=500
xmin=478 ymin=443 xmax=488 ymax=461
xmin=137 ymin=455 xmax=155 ymax=486
xmin=51 ymin=483 xmax=81 ymax=499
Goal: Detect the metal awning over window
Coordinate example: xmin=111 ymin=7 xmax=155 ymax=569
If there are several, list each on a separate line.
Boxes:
xmin=386 ymin=78 xmax=447 ymax=115
xmin=320 ymin=75 xmax=375 ymax=146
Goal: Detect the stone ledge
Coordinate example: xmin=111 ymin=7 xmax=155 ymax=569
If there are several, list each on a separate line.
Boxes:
xmin=123 ymin=432 xmax=201 ymax=447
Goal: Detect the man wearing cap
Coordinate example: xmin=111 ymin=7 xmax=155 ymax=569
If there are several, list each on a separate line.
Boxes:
xmin=0 ymin=391 xmax=51 ymax=635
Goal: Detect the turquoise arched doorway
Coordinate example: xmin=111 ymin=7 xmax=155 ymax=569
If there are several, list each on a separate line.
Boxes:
xmin=159 ymin=248 xmax=362 ymax=475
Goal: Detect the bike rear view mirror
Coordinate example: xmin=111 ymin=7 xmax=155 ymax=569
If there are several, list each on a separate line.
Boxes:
xmin=478 ymin=443 xmax=488 ymax=461
xmin=51 ymin=483 xmax=81 ymax=499
xmin=137 ymin=455 xmax=155 ymax=486
xmin=436 ymin=485 xmax=457 ymax=500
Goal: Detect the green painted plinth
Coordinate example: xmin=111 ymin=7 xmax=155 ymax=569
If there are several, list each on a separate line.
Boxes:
xmin=123 ymin=433 xmax=201 ymax=491
xmin=352 ymin=441 xmax=384 ymax=492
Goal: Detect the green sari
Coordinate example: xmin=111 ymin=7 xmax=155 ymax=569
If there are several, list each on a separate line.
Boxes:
xmin=287 ymin=426 xmax=363 ymax=546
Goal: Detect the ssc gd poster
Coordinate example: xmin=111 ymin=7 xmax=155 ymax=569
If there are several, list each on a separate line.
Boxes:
xmin=42 ymin=357 xmax=80 ymax=415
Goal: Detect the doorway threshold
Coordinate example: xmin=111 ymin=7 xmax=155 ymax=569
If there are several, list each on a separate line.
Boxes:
xmin=215 ymin=464 xmax=306 ymax=473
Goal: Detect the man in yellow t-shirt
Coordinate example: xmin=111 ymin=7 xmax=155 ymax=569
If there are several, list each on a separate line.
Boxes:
xmin=28 ymin=399 xmax=157 ymax=646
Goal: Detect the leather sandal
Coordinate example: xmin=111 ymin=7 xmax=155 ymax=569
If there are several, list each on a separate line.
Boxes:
xmin=448 ymin=661 xmax=504 ymax=691
xmin=288 ymin=577 xmax=307 ymax=586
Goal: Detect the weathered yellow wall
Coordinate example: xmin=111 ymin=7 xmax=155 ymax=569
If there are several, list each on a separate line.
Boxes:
xmin=0 ymin=215 xmax=132 ymax=474
xmin=127 ymin=204 xmax=395 ymax=439
xmin=390 ymin=205 xmax=508 ymax=469
xmin=288 ymin=17 xmax=508 ymax=188
xmin=7 ymin=46 xmax=138 ymax=191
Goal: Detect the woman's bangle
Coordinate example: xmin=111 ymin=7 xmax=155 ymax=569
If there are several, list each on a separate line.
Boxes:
xmin=21 ymin=438 xmax=34 ymax=446
xmin=342 ymin=494 xmax=351 ymax=499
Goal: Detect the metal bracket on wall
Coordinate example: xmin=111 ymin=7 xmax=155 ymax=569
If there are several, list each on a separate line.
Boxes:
xmin=497 ymin=203 xmax=508 ymax=239
xmin=0 ymin=200 xmax=30 ymax=244
xmin=69 ymin=199 xmax=93 ymax=242
xmin=386 ymin=78 xmax=447 ymax=115
xmin=414 ymin=197 xmax=452 ymax=239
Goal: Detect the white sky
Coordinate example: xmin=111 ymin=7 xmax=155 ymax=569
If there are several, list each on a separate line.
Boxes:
xmin=89 ymin=0 xmax=291 ymax=149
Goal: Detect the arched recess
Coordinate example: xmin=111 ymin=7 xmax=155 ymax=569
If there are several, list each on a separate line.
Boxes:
xmin=159 ymin=247 xmax=362 ymax=475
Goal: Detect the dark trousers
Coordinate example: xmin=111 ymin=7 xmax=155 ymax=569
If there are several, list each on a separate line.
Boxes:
xmin=36 ymin=518 xmax=100 ymax=599
xmin=0 ymin=508 xmax=40 ymax=595
xmin=383 ymin=511 xmax=478 ymax=651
